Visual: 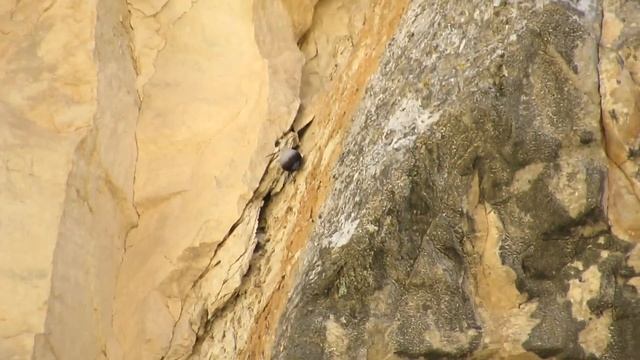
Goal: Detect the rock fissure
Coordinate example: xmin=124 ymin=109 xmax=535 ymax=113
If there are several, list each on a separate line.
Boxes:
xmin=5 ymin=1 xmax=640 ymax=359
xmin=156 ymin=127 xmax=299 ymax=358
xmin=159 ymin=297 xmax=184 ymax=360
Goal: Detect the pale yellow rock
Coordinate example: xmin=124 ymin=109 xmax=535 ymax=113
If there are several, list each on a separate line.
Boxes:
xmin=467 ymin=175 xmax=540 ymax=359
xmin=129 ymin=0 xmax=170 ymax=16
xmin=325 ymin=315 xmax=349 ymax=359
xmin=547 ymin=157 xmax=588 ymax=218
xmin=629 ymin=245 xmax=640 ymax=273
xmin=294 ymin=0 xmax=370 ymax=131
xmin=628 ymin=277 xmax=640 ymax=292
xmin=32 ymin=2 xmax=140 ymax=359
xmin=127 ymin=0 xmax=196 ymax=97
xmin=600 ymin=1 xmax=640 ymax=243
xmin=9 ymin=1 xmax=634 ymax=359
xmin=161 ymin=200 xmax=263 ymax=359
xmin=607 ymin=163 xmax=640 ymax=241
xmin=579 ymin=310 xmax=612 ymax=357
xmin=568 ymin=265 xmax=602 ymax=322
xmin=281 ymin=0 xmax=320 ymax=40
xmin=510 ymin=163 xmax=545 ymax=193
xmin=0 ymin=0 xmax=100 ymax=358
xmin=197 ymin=1 xmax=410 ymax=358
xmin=473 ymin=209 xmax=540 ymax=357
xmin=111 ymin=0 xmax=303 ymax=358
xmin=0 ymin=1 xmax=405 ymax=358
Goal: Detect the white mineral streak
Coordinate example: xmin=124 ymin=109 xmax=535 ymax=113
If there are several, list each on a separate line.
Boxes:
xmin=327 ymin=219 xmax=360 ymax=248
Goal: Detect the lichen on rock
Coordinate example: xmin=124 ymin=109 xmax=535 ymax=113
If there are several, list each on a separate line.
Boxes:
xmin=2 ymin=0 xmax=640 ymax=359
xmin=274 ymin=1 xmax=640 ymax=359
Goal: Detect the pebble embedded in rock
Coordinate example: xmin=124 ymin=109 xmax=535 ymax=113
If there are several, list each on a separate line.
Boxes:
xmin=279 ymin=148 xmax=303 ymax=172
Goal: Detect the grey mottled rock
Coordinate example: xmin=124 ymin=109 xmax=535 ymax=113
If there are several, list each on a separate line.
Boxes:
xmin=273 ymin=1 xmax=640 ymax=359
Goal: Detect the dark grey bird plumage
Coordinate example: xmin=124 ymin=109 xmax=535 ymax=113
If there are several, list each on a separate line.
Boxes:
xmin=279 ymin=148 xmax=302 ymax=172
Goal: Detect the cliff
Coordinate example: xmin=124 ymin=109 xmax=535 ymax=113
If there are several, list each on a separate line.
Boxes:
xmin=1 ymin=0 xmax=639 ymax=359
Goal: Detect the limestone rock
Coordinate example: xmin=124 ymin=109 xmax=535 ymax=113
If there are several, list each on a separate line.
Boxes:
xmin=2 ymin=0 xmax=640 ymax=359
xmin=600 ymin=0 xmax=640 ymax=243
xmin=275 ymin=1 xmax=640 ymax=359
xmin=111 ymin=0 xmax=304 ymax=359
xmin=0 ymin=1 xmax=136 ymax=359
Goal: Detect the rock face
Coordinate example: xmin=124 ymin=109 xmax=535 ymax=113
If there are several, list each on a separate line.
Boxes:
xmin=1 ymin=0 xmax=639 ymax=359
xmin=274 ymin=0 xmax=640 ymax=359
xmin=1 ymin=1 xmax=138 ymax=359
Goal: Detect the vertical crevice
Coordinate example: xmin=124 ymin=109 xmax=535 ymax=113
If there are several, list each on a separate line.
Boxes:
xmin=596 ymin=0 xmax=608 ymax=213
xmin=123 ymin=104 xmax=141 ymax=254
xmin=595 ymin=2 xmax=640 ymax=211
xmin=108 ymin=1 xmax=142 ymax=359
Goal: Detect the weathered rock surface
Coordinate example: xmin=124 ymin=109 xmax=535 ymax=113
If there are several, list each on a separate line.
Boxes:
xmin=112 ymin=1 xmax=304 ymax=359
xmin=1 ymin=1 xmax=138 ymax=359
xmin=275 ymin=0 xmax=640 ymax=359
xmin=1 ymin=0 xmax=639 ymax=359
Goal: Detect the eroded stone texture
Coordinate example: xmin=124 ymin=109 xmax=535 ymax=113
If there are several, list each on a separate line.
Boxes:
xmin=1 ymin=0 xmax=408 ymax=358
xmin=1 ymin=0 xmax=140 ymax=359
xmin=597 ymin=2 xmax=640 ymax=358
xmin=274 ymin=1 xmax=640 ymax=359
xmin=189 ymin=1 xmax=410 ymax=359
xmin=31 ymin=1 xmax=140 ymax=359
xmin=1 ymin=1 xmax=98 ymax=359
xmin=281 ymin=0 xmax=320 ymax=40
xmin=110 ymin=0 xmax=304 ymax=359
xmin=294 ymin=0 xmax=371 ymax=131
xmin=3 ymin=0 xmax=640 ymax=359
xmin=600 ymin=0 xmax=640 ymax=247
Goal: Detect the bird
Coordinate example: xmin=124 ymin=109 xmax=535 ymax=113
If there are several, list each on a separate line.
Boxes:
xmin=279 ymin=148 xmax=303 ymax=172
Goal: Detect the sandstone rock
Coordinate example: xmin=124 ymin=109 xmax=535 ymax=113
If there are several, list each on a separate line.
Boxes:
xmin=111 ymin=0 xmax=303 ymax=359
xmin=1 ymin=0 xmax=98 ymax=358
xmin=281 ymin=0 xmax=320 ymax=40
xmin=600 ymin=0 xmax=640 ymax=243
xmin=2 ymin=0 xmax=640 ymax=359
